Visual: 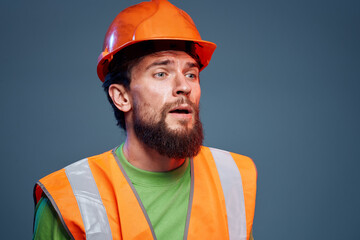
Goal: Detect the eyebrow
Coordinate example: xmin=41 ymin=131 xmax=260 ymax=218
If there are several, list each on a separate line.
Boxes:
xmin=145 ymin=60 xmax=173 ymax=70
xmin=145 ymin=60 xmax=200 ymax=70
xmin=186 ymin=62 xmax=200 ymax=70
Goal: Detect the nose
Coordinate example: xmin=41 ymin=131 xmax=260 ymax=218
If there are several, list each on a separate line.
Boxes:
xmin=173 ymin=73 xmax=191 ymax=97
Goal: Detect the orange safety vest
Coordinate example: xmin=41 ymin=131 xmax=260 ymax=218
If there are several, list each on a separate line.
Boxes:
xmin=34 ymin=146 xmax=257 ymax=240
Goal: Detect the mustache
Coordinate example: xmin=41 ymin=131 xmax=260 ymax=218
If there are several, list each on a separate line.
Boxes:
xmin=162 ymin=98 xmax=198 ymax=114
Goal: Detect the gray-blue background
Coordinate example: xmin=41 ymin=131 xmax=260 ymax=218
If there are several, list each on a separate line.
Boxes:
xmin=1 ymin=0 xmax=359 ymax=239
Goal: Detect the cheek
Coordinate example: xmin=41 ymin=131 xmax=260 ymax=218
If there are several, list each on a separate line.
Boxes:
xmin=148 ymin=81 xmax=173 ymax=99
xmin=132 ymin=84 xmax=169 ymax=110
xmin=191 ymin=84 xmax=201 ymax=105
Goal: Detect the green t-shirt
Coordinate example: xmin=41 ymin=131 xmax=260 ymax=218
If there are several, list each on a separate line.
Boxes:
xmin=115 ymin=145 xmax=190 ymax=239
xmin=33 ymin=145 xmax=191 ymax=240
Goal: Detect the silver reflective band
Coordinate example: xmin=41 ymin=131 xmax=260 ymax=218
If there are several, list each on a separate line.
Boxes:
xmin=210 ymin=148 xmax=247 ymax=240
xmin=65 ymin=159 xmax=112 ymax=240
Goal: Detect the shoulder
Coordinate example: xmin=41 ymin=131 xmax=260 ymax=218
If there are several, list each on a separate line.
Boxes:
xmin=36 ymin=148 xmax=116 ymax=186
xmin=199 ymin=146 xmax=257 ymax=178
xmin=34 ymin=149 xmax=116 ymax=204
xmin=42 ymin=149 xmax=115 ymax=178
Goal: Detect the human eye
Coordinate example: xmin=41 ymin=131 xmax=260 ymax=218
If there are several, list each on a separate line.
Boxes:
xmin=153 ymin=72 xmax=167 ymax=79
xmin=185 ymin=72 xmax=198 ymax=80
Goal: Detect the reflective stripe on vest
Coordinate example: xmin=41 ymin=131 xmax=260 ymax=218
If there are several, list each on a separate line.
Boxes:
xmin=210 ymin=148 xmax=247 ymax=240
xmin=65 ymin=158 xmax=112 ymax=240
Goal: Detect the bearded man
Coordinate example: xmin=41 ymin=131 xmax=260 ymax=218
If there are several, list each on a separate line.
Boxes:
xmin=33 ymin=1 xmax=257 ymax=240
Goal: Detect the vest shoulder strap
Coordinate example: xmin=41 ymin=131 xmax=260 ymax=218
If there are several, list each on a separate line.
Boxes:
xmin=35 ymin=154 xmax=114 ymax=240
xmin=228 ymin=151 xmax=257 ymax=240
xmin=190 ymin=146 xmax=256 ymax=240
xmin=35 ymin=167 xmax=85 ymax=240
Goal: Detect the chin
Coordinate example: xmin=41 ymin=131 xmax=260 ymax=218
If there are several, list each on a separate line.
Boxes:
xmin=166 ymin=118 xmax=194 ymax=128
xmin=166 ymin=122 xmax=194 ymax=132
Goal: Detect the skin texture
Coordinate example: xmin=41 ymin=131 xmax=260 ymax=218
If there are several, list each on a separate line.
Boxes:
xmin=108 ymin=50 xmax=201 ymax=172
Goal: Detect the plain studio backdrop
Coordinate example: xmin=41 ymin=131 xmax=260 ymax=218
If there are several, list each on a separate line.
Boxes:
xmin=0 ymin=0 xmax=359 ymax=239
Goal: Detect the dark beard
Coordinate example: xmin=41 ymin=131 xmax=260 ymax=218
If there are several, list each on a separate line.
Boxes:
xmin=133 ymin=99 xmax=203 ymax=160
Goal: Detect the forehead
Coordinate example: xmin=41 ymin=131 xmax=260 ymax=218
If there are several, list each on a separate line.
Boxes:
xmin=134 ymin=50 xmax=199 ymax=70
xmin=148 ymin=50 xmax=195 ymax=59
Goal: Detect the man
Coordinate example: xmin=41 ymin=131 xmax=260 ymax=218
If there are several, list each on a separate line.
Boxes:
xmin=33 ymin=0 xmax=257 ymax=239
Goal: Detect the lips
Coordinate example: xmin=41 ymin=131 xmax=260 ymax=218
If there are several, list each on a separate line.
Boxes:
xmin=169 ymin=105 xmax=193 ymax=114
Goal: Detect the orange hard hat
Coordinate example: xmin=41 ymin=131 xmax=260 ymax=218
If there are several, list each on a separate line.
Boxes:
xmin=97 ymin=0 xmax=217 ymax=82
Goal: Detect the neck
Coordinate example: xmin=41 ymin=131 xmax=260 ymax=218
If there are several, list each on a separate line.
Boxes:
xmin=122 ymin=129 xmax=185 ymax=172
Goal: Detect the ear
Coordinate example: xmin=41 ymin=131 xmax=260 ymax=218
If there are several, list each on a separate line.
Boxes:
xmin=108 ymin=84 xmax=132 ymax=112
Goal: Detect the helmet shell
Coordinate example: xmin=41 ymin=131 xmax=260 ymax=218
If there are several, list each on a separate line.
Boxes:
xmin=97 ymin=0 xmax=217 ymax=82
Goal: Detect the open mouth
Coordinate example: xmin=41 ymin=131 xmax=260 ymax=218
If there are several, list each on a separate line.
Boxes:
xmin=169 ymin=106 xmax=193 ymax=115
xmin=170 ymin=109 xmax=190 ymax=114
